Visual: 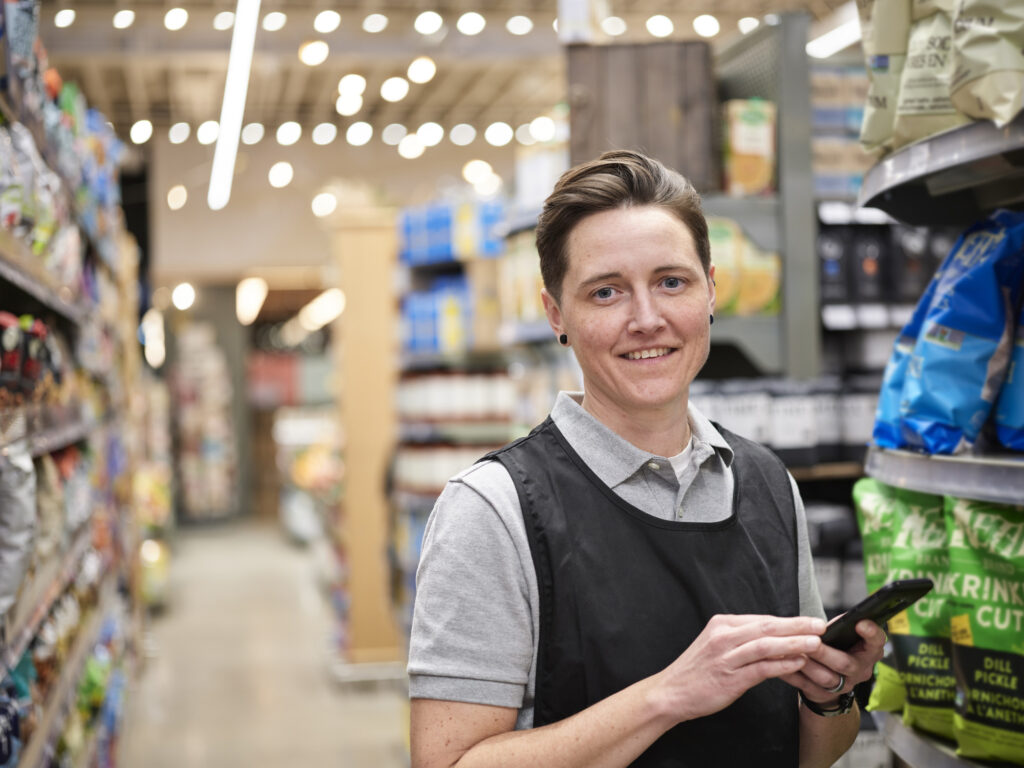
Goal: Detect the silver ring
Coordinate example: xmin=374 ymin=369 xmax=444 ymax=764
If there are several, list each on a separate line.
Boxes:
xmin=825 ymin=674 xmax=846 ymax=694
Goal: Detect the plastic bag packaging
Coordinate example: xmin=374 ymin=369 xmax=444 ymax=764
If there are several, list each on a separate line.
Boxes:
xmin=893 ymin=8 xmax=971 ymax=148
xmin=951 ymin=1 xmax=1024 ymax=128
xmin=859 ymin=0 xmax=912 ymax=154
xmin=995 ymin=304 xmax=1024 ymax=450
xmin=944 ymin=496 xmax=1024 ymax=765
xmin=901 ymin=210 xmax=1024 ymax=453
xmin=0 ymin=440 xmax=37 ymax=619
xmin=33 ymin=454 xmax=64 ymax=568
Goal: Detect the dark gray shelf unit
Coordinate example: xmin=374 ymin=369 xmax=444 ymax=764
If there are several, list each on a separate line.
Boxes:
xmin=865 ymin=446 xmax=1024 ymax=506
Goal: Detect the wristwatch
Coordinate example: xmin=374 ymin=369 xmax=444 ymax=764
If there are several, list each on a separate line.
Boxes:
xmin=799 ymin=690 xmax=856 ymax=717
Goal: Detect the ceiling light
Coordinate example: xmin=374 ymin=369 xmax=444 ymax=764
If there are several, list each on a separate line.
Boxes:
xmin=314 ymin=10 xmax=340 ymax=33
xmin=311 ymin=193 xmax=338 ymax=218
xmin=417 ymin=122 xmax=444 ymax=147
xmin=806 ymin=18 xmax=861 ymax=58
xmin=112 ymin=9 xmax=135 ymax=29
xmin=506 ymin=15 xmax=532 ymax=35
xmin=167 ymin=185 xmax=188 ymax=210
xmin=172 ymin=282 xmax=196 ymax=311
xmin=362 ymin=13 xmax=387 ymax=32
xmin=276 ymin=121 xmax=301 ymax=145
xmin=164 ymin=7 xmax=188 ymax=30
xmin=462 ymin=159 xmax=493 ymax=185
xmin=529 ymin=115 xmax=555 ymax=142
xmin=475 ymin=173 xmax=502 ymax=197
xmin=693 ymin=14 xmax=720 ymax=38
xmin=414 ymin=11 xmax=443 ymax=35
xmin=197 ymin=120 xmax=219 ymax=145
xmin=338 ymin=73 xmax=366 ymax=95
xmin=236 ymin=277 xmax=268 ymax=325
xmin=169 ymin=122 xmax=190 ymax=144
xmin=335 ymin=93 xmax=363 ymax=116
xmin=268 ymin=161 xmax=294 ymax=188
xmin=484 ymin=122 xmax=513 ymax=147
xmin=738 ymin=17 xmax=760 ymax=34
xmin=407 ymin=56 xmax=436 ymax=84
xmin=646 ymin=14 xmax=673 ymax=37
xmin=601 ymin=16 xmax=626 ymax=36
xmin=515 ymin=124 xmax=535 ymax=145
xmin=382 ymin=123 xmax=407 ymax=145
xmin=449 ymin=123 xmax=476 ymax=146
xmin=346 ymin=121 xmax=373 ymax=146
xmin=262 ymin=11 xmax=286 ymax=31
xmin=213 ymin=11 xmax=234 ymax=30
xmin=398 ymin=134 xmax=425 ymax=159
xmin=130 ymin=119 xmax=154 ymax=144
xmin=299 ymin=39 xmax=329 ymax=66
xmin=457 ymin=12 xmax=485 ymax=35
xmin=241 ymin=123 xmax=264 ymax=144
xmin=312 ymin=123 xmax=337 ymax=145
xmin=298 ymin=288 xmax=346 ymax=331
xmin=553 ymin=18 xmax=558 ymax=33
xmin=54 ymin=9 xmax=76 ymax=27
xmin=380 ymin=77 xmax=409 ymax=102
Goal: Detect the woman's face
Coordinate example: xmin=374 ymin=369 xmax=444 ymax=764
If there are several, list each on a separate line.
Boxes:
xmin=542 ymin=205 xmax=715 ymax=419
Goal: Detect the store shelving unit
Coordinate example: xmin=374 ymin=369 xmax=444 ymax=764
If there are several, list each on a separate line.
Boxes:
xmin=870 ymin=713 xmax=996 ymax=768
xmin=865 ymin=447 xmax=1024 ymax=505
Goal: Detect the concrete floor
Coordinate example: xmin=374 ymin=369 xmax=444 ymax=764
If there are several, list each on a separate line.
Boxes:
xmin=118 ymin=520 xmax=409 ymax=768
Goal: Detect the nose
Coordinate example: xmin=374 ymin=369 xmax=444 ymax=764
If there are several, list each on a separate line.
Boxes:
xmin=627 ymin=290 xmax=666 ymax=335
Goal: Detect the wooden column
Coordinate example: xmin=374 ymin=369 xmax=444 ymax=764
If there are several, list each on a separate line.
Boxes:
xmin=330 ymin=205 xmax=400 ymax=664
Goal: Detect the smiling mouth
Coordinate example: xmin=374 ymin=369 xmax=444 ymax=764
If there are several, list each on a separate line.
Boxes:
xmin=622 ymin=347 xmax=674 ymax=360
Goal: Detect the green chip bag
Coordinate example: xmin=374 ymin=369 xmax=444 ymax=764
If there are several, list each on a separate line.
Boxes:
xmin=945 ymin=496 xmax=1024 ymax=765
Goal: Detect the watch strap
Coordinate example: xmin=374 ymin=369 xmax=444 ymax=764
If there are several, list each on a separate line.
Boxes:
xmin=799 ymin=690 xmax=856 ymax=717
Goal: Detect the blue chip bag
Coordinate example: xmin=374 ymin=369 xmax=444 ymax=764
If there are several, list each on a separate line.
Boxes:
xmin=901 ymin=210 xmax=1024 ymax=454
xmin=995 ymin=304 xmax=1024 ymax=450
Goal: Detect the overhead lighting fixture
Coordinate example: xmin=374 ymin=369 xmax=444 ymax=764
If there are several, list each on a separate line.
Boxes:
xmin=241 ymin=122 xmax=264 ymax=144
xmin=457 ymin=12 xmax=485 ymax=35
xmin=167 ymin=185 xmax=188 ymax=210
xmin=298 ymin=288 xmax=346 ymax=331
xmin=169 ymin=122 xmax=191 ymax=143
xmin=311 ymin=192 xmax=338 ymax=218
xmin=462 ymin=159 xmax=493 ymax=184
xmin=529 ymin=115 xmax=555 ymax=142
xmin=198 ymin=121 xmax=220 ymax=145
xmin=475 ymin=173 xmax=502 ymax=198
xmin=601 ymin=16 xmax=626 ymax=36
xmin=314 ymin=10 xmax=340 ymax=33
xmin=380 ymin=76 xmax=409 ymax=102
xmin=806 ymin=18 xmax=861 ymax=58
xmin=738 ymin=16 xmax=760 ymax=34
xmin=484 ymin=122 xmax=513 ymax=147
xmin=407 ymin=56 xmax=436 ymax=84
xmin=449 ymin=123 xmax=476 ymax=146
xmin=276 ymin=121 xmax=301 ymax=145
xmin=268 ymin=161 xmax=294 ymax=188
xmin=506 ymin=15 xmax=532 ymax=35
xmin=172 ymin=282 xmax=196 ymax=310
xmin=382 ymin=123 xmax=407 ymax=145
xmin=338 ymin=73 xmax=366 ymax=95
xmin=335 ymin=93 xmax=363 ymax=116
xmin=130 ymin=119 xmax=154 ymax=144
xmin=346 ymin=122 xmax=373 ymax=146
xmin=262 ymin=11 xmax=286 ymax=30
xmin=235 ymin=277 xmax=269 ymax=325
xmin=312 ymin=123 xmax=337 ymax=145
xmin=692 ymin=14 xmax=720 ymax=38
xmin=54 ymin=8 xmax=76 ymax=27
xmin=417 ymin=122 xmax=444 ymax=147
xmin=515 ymin=124 xmax=535 ymax=146
xmin=141 ymin=309 xmax=166 ymax=368
xmin=414 ymin=11 xmax=442 ymax=35
xmin=299 ymin=39 xmax=329 ymax=66
xmin=213 ymin=11 xmax=235 ymax=29
xmin=646 ymin=14 xmax=673 ymax=37
xmin=398 ymin=134 xmax=425 ymax=159
xmin=112 ymin=9 xmax=135 ymax=28
xmin=362 ymin=13 xmax=387 ymax=33
xmin=164 ymin=7 xmax=188 ymax=30
xmin=207 ymin=0 xmax=260 ymax=211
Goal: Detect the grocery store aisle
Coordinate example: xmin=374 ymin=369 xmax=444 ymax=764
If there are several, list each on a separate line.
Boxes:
xmin=119 ymin=520 xmax=409 ymax=768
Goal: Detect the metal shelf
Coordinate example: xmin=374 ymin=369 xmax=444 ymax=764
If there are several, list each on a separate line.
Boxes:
xmin=865 ymin=446 xmax=1024 ymax=505
xmin=870 ymin=712 xmax=1005 ymax=768
xmin=702 ymin=194 xmax=781 ymax=252
xmin=857 ymin=114 xmax=1024 ymax=228
xmin=0 ymin=230 xmax=87 ymax=325
xmin=399 ymin=420 xmax=520 ymax=446
xmin=711 ymin=315 xmax=783 ymax=373
xmin=0 ymin=404 xmax=92 ymax=457
xmin=400 ymin=349 xmax=509 ymax=372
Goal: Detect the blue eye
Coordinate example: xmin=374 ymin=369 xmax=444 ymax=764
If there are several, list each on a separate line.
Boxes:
xmin=594 ymin=287 xmax=614 ymax=299
xmin=662 ymin=276 xmax=683 ymax=289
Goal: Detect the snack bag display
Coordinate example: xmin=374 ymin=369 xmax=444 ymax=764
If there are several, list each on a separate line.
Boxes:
xmin=859 ymin=0 xmax=912 ymax=153
xmin=0 ymin=440 xmax=36 ymax=619
xmin=995 ymin=304 xmax=1024 ymax=450
xmin=944 ymin=497 xmax=1024 ymax=765
xmin=706 ymin=217 xmax=742 ymax=314
xmin=900 ymin=210 xmax=1024 ymax=454
xmin=722 ymin=99 xmax=776 ymax=197
xmin=951 ymin=1 xmax=1024 ymax=128
xmin=734 ymin=241 xmax=780 ymax=316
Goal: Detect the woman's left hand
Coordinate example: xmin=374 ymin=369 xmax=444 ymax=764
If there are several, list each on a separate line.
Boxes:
xmin=782 ymin=619 xmax=886 ymax=703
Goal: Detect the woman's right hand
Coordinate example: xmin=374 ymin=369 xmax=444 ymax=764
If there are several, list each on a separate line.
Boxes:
xmin=651 ymin=614 xmax=827 ymax=724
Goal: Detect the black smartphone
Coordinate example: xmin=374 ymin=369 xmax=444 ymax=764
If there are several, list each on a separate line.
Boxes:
xmin=822 ymin=578 xmax=934 ymax=650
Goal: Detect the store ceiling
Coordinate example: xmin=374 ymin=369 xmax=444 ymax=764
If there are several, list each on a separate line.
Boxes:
xmin=39 ymin=0 xmax=848 ymax=142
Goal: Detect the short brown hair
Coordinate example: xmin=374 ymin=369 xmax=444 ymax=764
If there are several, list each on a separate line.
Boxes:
xmin=535 ymin=150 xmax=710 ymax=303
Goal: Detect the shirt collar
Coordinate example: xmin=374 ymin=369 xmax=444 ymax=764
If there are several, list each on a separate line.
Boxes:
xmin=550 ymin=391 xmax=735 ymax=488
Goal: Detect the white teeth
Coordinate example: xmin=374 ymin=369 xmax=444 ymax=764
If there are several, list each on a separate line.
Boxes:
xmin=626 ymin=347 xmax=670 ymax=360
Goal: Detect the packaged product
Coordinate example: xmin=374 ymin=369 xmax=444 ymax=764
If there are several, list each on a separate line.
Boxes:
xmin=900 ymin=210 xmax=1024 ymax=454
xmin=722 ymin=99 xmax=776 ymax=197
xmin=33 ymin=454 xmax=64 ymax=568
xmin=995 ymin=304 xmax=1024 ymax=450
xmin=893 ymin=9 xmax=971 ymax=149
xmin=707 ymin=217 xmax=743 ymax=314
xmin=950 ymin=1 xmax=1024 ymax=127
xmin=912 ymin=0 xmax=955 ymax=20
xmin=859 ymin=0 xmax=912 ymax=154
xmin=944 ymin=496 xmax=1024 ymax=765
xmin=0 ymin=440 xmax=36 ymax=619
xmin=0 ymin=312 xmax=24 ymax=401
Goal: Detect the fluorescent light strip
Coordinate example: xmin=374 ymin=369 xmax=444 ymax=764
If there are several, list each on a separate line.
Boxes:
xmin=208 ymin=0 xmax=262 ymax=210
xmin=806 ymin=18 xmax=861 ymax=58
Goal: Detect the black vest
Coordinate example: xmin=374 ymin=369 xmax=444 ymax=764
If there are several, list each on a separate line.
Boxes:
xmin=488 ymin=418 xmax=801 ymax=767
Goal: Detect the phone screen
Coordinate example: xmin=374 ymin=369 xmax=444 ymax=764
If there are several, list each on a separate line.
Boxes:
xmin=822 ymin=578 xmax=934 ymax=650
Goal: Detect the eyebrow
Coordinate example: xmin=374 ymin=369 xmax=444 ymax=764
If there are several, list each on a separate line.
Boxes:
xmin=578 ymin=264 xmax=698 ymax=289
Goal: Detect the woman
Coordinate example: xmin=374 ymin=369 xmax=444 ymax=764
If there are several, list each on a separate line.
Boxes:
xmin=408 ymin=150 xmax=884 ymax=767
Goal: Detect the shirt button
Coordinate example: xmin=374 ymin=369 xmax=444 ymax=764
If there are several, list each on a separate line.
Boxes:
xmin=648 ymin=461 xmax=660 ymax=471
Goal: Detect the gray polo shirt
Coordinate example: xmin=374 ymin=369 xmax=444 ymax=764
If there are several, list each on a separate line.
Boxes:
xmin=407 ymin=391 xmax=825 ymax=730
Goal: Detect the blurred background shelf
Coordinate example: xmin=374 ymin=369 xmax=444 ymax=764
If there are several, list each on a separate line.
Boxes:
xmin=870 ymin=712 xmax=1001 ymax=768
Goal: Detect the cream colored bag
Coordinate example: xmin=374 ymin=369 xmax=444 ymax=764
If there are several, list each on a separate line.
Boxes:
xmin=859 ymin=0 xmax=912 ymax=154
xmin=950 ymin=0 xmax=1024 ymax=128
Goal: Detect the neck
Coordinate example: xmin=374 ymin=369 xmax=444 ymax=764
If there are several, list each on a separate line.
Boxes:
xmin=580 ymin=392 xmax=692 ymax=457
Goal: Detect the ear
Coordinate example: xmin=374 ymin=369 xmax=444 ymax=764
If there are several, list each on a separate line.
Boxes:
xmin=541 ymin=289 xmax=564 ymax=337
xmin=707 ymin=264 xmax=717 ymax=314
